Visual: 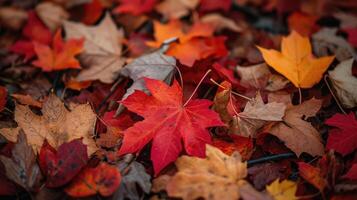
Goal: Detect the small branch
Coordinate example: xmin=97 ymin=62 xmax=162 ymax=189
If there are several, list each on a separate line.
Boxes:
xmin=247 ymin=153 xmax=295 ymax=167
xmin=324 ymin=75 xmax=347 ymax=115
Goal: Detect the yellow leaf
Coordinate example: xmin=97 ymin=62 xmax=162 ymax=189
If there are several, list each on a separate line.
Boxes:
xmin=266 ymin=179 xmax=297 ymax=200
xmin=257 ymin=30 xmax=334 ymax=88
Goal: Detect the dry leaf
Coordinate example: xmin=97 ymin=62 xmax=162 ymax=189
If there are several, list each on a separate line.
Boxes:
xmin=237 ymin=93 xmax=286 ymax=137
xmin=165 ymin=145 xmax=248 ymax=200
xmin=64 ymin=13 xmax=125 ymax=83
xmin=0 ymin=130 xmax=43 ymax=191
xmin=35 ymin=2 xmax=69 ymax=32
xmin=120 ymin=52 xmax=175 ymax=99
xmin=0 ymin=94 xmax=98 ymax=155
xmin=328 ymin=58 xmax=357 ymax=108
xmin=312 ymin=28 xmax=356 ymax=62
xmin=201 ymin=14 xmax=243 ymax=32
xmin=269 ymin=98 xmax=324 ymax=156
xmin=11 ymin=93 xmax=43 ymax=108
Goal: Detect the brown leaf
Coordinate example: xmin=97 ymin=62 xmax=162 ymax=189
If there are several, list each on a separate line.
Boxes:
xmin=269 ymin=98 xmax=324 ymax=156
xmin=237 ymin=93 xmax=286 ymax=137
xmin=0 ymin=130 xmax=43 ymax=191
xmin=64 ymin=13 xmax=125 ymax=83
xmin=0 ymin=94 xmax=97 ymax=155
xmin=165 ymin=145 xmax=249 ymax=200
xmin=11 ymin=93 xmax=43 ymax=108
xmin=0 ymin=7 xmax=27 ymax=30
xmin=201 ymin=14 xmax=243 ymax=32
xmin=155 ymin=0 xmax=199 ymax=19
xmin=35 ymin=2 xmax=69 ymax=32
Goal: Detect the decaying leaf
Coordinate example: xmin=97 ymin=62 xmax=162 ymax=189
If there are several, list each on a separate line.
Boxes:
xmin=237 ymin=93 xmax=286 ymax=137
xmin=269 ymin=98 xmax=324 ymax=156
xmin=165 ymin=145 xmax=249 ymax=200
xmin=113 ymin=161 xmax=152 ymax=200
xmin=155 ymin=0 xmax=199 ymax=19
xmin=313 ymin=28 xmax=356 ymax=62
xmin=0 ymin=130 xmax=43 ymax=191
xmin=266 ymin=179 xmax=297 ymax=200
xmin=328 ymin=58 xmax=357 ymax=108
xmin=65 ymin=162 xmax=121 ymax=197
xmin=201 ymin=13 xmax=243 ymax=32
xmin=39 ymin=139 xmax=88 ymax=188
xmin=258 ymin=30 xmax=335 ymax=88
xmin=64 ymin=13 xmax=125 ymax=83
xmin=120 ymin=52 xmax=175 ymax=99
xmin=236 ymin=63 xmax=271 ymax=89
xmin=298 ymin=162 xmax=327 ymax=191
xmin=0 ymin=94 xmax=98 ymax=155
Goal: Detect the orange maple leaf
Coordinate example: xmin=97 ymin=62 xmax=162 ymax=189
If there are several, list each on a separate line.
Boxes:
xmin=32 ymin=29 xmax=84 ymax=72
xmin=257 ymin=30 xmax=335 ymax=88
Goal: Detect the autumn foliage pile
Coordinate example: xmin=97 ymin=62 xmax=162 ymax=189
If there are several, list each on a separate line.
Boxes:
xmin=1 ymin=0 xmax=357 ymax=200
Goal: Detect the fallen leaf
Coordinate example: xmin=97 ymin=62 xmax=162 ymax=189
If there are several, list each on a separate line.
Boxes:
xmin=0 ymin=94 xmax=98 ymax=155
xmin=39 ymin=139 xmax=88 ymax=188
xmin=269 ymin=98 xmax=324 ymax=156
xmin=343 ymin=164 xmax=357 ymax=180
xmin=113 ymin=0 xmax=156 ymax=16
xmin=287 ymin=12 xmax=318 ymax=36
xmin=212 ymin=134 xmax=253 ymax=160
xmin=166 ymin=144 xmax=248 ymax=200
xmin=266 ymin=179 xmax=297 ymax=200
xmin=0 ymin=7 xmax=27 ymax=30
xmin=199 ymin=0 xmax=231 ymax=12
xmin=32 ymin=29 xmax=84 ymax=71
xmin=344 ymin=28 xmax=357 ymax=48
xmin=312 ymin=28 xmax=356 ymax=62
xmin=113 ymin=161 xmax=152 ymax=200
xmin=81 ymin=0 xmax=104 ymax=25
xmin=0 ymin=130 xmax=43 ymax=191
xmin=201 ymin=14 xmax=243 ymax=32
xmin=237 ymin=93 xmax=286 ymax=137
xmin=155 ymin=0 xmax=199 ymax=19
xmin=257 ymin=30 xmax=335 ymax=88
xmin=0 ymin=86 xmax=7 ymax=112
xmin=64 ymin=13 xmax=125 ymax=83
xmin=11 ymin=93 xmax=43 ymax=108
xmin=65 ymin=162 xmax=121 ymax=197
xmin=298 ymin=162 xmax=327 ymax=191
xmin=328 ymin=58 xmax=357 ymax=108
xmin=325 ymin=112 xmax=357 ymax=156
xmin=119 ymin=78 xmax=224 ymax=174
xmin=120 ymin=52 xmax=175 ymax=99
xmin=236 ymin=63 xmax=271 ymax=89
xmin=248 ymin=163 xmax=290 ymax=190
xmin=9 ymin=11 xmax=52 ymax=61
xmin=35 ymin=2 xmax=69 ymax=32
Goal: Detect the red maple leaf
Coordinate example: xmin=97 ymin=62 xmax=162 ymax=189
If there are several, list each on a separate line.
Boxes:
xmin=9 ymin=11 xmax=52 ymax=61
xmin=199 ymin=0 xmax=232 ymax=12
xmin=325 ymin=113 xmax=357 ymax=156
xmin=113 ymin=0 xmax=156 ymax=16
xmin=343 ymin=164 xmax=357 ymax=181
xmin=0 ymin=86 xmax=7 ymax=112
xmin=118 ymin=78 xmax=224 ymax=174
xmin=32 ymin=29 xmax=84 ymax=71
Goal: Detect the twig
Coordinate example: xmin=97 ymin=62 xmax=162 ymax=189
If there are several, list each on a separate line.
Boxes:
xmin=324 ymin=75 xmax=347 ymax=115
xmin=96 ymin=77 xmax=124 ymax=114
xmin=247 ymin=153 xmax=295 ymax=167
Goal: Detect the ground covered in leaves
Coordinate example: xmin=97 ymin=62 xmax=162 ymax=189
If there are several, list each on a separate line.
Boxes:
xmin=0 ymin=0 xmax=357 ymax=200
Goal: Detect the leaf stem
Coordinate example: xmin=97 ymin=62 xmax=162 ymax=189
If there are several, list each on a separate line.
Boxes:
xmin=323 ymin=75 xmax=347 ymax=115
xmin=210 ymin=78 xmax=252 ymax=101
xmin=247 ymin=153 xmax=295 ymax=167
xmin=183 ymin=69 xmax=212 ymax=107
xmin=298 ymin=87 xmax=302 ymax=104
